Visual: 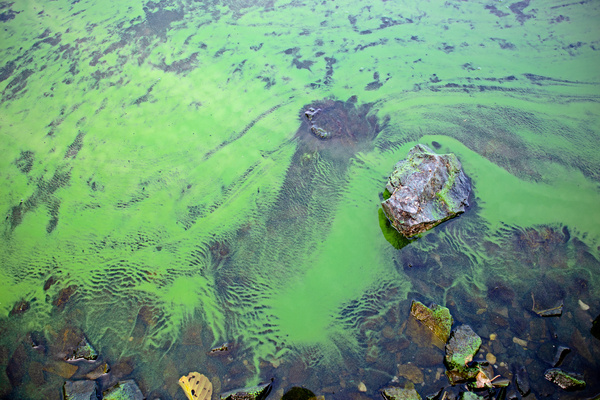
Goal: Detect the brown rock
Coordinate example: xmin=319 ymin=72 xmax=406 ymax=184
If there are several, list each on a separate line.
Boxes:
xmin=43 ymin=361 xmax=78 ymax=379
xmin=397 ymin=363 xmax=424 ymax=384
xmin=28 ymin=361 xmax=46 ymax=385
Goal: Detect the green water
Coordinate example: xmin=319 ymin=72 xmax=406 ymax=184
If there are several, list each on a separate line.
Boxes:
xmin=1 ymin=0 xmax=599 ymax=398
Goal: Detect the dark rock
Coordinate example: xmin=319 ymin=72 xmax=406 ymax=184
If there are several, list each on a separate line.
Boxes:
xmin=544 ymin=368 xmax=586 ymax=390
xmin=381 ymin=144 xmax=470 ymax=238
xmin=220 ymin=380 xmax=273 ymax=400
xmin=209 ymin=343 xmax=230 ymax=356
xmin=591 ymin=313 xmax=600 ymax=340
xmin=552 ymin=346 xmax=571 ymax=367
xmin=9 ymin=299 xmax=30 ymax=316
xmin=281 ymin=386 xmax=316 ymax=399
xmin=515 ymin=365 xmax=530 ymax=396
xmin=103 ymin=380 xmax=144 ymax=400
xmin=409 ymin=300 xmax=453 ymax=344
xmin=63 ymin=380 xmax=99 ymax=400
xmin=531 ymin=291 xmax=563 ymax=317
xmin=381 ymin=387 xmax=422 ymax=400
xmin=444 ymin=325 xmax=482 ymax=384
xmin=65 ymin=337 xmax=98 ymax=361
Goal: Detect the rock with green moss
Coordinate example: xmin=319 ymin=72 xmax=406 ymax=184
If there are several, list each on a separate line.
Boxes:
xmin=459 ymin=392 xmax=479 ymax=400
xmin=102 ymin=380 xmax=143 ymax=400
xmin=220 ymin=380 xmax=273 ymax=400
xmin=381 ymin=387 xmax=422 ymax=400
xmin=381 ymin=144 xmax=470 ymax=238
xmin=544 ymin=368 xmax=586 ymax=390
xmin=410 ymin=300 xmax=453 ymax=344
xmin=444 ymin=325 xmax=481 ymax=384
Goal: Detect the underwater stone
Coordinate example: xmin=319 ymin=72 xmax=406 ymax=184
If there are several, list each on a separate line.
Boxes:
xmin=65 ymin=337 xmax=98 ymax=361
xmin=552 ymin=346 xmax=571 ymax=367
xmin=220 ymin=380 xmax=273 ymax=400
xmin=515 ymin=365 xmax=530 ymax=396
xmin=544 ymin=368 xmax=586 ymax=390
xmin=63 ymin=380 xmax=99 ymax=400
xmin=591 ymin=313 xmax=600 ymax=340
xmin=381 ymin=144 xmax=470 ymax=238
xmin=103 ymin=380 xmax=144 ymax=400
xmin=381 ymin=387 xmax=422 ymax=400
xmin=281 ymin=386 xmax=316 ymax=399
xmin=444 ymin=325 xmax=482 ymax=384
xmin=410 ymin=300 xmax=453 ymax=344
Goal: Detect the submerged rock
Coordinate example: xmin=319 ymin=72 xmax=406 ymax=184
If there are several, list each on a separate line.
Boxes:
xmin=444 ymin=325 xmax=482 ymax=384
xmin=544 ymin=368 xmax=586 ymax=390
xmin=103 ymin=380 xmax=144 ymax=400
xmin=591 ymin=313 xmax=600 ymax=340
xmin=381 ymin=387 xmax=422 ymax=400
xmin=410 ymin=300 xmax=453 ymax=344
xmin=65 ymin=337 xmax=98 ymax=361
xmin=281 ymin=386 xmax=316 ymax=399
xmin=63 ymin=380 xmax=98 ymax=400
xmin=552 ymin=346 xmax=571 ymax=367
xmin=381 ymin=144 xmax=470 ymax=238
xmin=220 ymin=380 xmax=273 ymax=400
xmin=515 ymin=365 xmax=530 ymax=396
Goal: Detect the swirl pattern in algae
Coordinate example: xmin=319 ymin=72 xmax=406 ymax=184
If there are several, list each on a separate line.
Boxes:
xmin=0 ymin=0 xmax=599 ymax=398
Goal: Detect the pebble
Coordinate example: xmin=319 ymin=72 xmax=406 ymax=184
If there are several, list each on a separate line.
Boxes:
xmin=486 ymin=352 xmax=497 ymax=364
xmin=578 ymin=299 xmax=590 ymax=311
xmin=513 ymin=337 xmax=528 ymax=348
xmin=358 ymin=382 xmax=367 ymax=392
xmin=489 ymin=333 xmax=497 ymax=341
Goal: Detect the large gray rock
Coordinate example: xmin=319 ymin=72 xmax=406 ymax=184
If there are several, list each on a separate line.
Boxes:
xmin=381 ymin=144 xmax=470 ymax=237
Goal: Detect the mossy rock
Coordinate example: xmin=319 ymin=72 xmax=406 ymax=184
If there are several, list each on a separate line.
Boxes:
xmin=410 ymin=300 xmax=453 ymax=344
xmin=444 ymin=325 xmax=482 ymax=384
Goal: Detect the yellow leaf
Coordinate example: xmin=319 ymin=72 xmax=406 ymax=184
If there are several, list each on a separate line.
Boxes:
xmin=178 ymin=372 xmax=212 ymax=400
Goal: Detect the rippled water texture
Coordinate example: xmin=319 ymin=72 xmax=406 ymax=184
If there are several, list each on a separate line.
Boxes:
xmin=1 ymin=0 xmax=599 ymax=399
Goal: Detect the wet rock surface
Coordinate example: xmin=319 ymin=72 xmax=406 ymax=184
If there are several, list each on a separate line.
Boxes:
xmin=220 ymin=380 xmax=273 ymax=400
xmin=544 ymin=368 xmax=586 ymax=390
xmin=381 ymin=144 xmax=470 ymax=238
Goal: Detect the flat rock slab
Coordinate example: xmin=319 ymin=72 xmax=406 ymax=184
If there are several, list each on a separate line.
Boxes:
xmin=382 ymin=144 xmax=470 ymax=237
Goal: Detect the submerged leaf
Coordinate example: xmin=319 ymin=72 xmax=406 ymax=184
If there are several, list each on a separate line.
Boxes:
xmin=179 ymin=372 xmax=212 ymax=400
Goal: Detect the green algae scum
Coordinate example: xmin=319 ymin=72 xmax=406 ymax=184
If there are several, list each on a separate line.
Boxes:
xmin=1 ymin=0 xmax=599 ymax=398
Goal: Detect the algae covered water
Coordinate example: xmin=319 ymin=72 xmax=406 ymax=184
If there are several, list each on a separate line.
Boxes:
xmin=1 ymin=0 xmax=599 ymax=399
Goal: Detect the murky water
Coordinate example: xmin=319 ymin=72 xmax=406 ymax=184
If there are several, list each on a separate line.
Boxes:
xmin=1 ymin=0 xmax=599 ymax=399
